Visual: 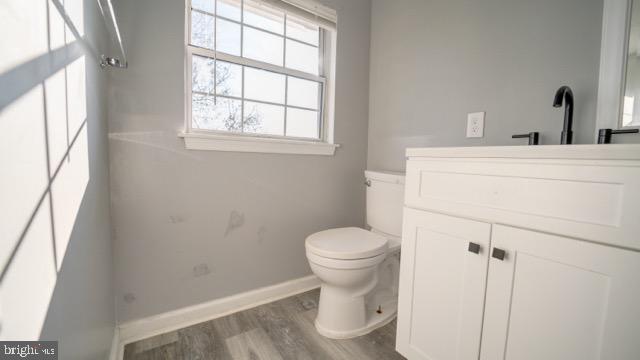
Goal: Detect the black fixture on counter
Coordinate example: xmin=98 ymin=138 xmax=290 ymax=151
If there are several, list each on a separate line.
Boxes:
xmin=512 ymin=132 xmax=540 ymax=145
xmin=553 ymin=86 xmax=574 ymax=144
xmin=597 ymin=128 xmax=639 ymax=144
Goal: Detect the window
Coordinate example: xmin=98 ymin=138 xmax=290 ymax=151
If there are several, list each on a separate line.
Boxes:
xmin=184 ymin=0 xmax=337 ymax=154
xmin=622 ymin=96 xmax=635 ymax=127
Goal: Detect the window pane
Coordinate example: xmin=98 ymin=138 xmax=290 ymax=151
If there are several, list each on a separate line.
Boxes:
xmin=244 ymin=67 xmax=285 ymax=104
xmin=192 ymin=0 xmax=214 ymax=13
xmin=192 ymin=55 xmax=215 ymax=93
xmin=192 ymin=93 xmax=215 ymax=129
xmin=286 ymin=108 xmax=319 ymax=138
xmin=217 ymin=0 xmax=241 ymax=21
xmin=622 ymin=96 xmax=636 ymax=126
xmin=243 ymin=27 xmax=283 ymax=66
xmin=192 ymin=95 xmax=242 ymax=132
xmin=286 ymin=16 xmax=319 ymax=46
xmin=244 ymin=101 xmax=284 ymax=135
xmin=191 ymin=12 xmax=214 ymax=49
xmin=285 ymin=39 xmax=318 ymax=75
xmin=244 ymin=0 xmax=284 ymax=35
xmin=214 ymin=97 xmax=244 ymax=131
xmin=216 ymin=18 xmax=241 ymax=56
xmin=215 ymin=60 xmax=242 ymax=97
xmin=287 ymin=77 xmax=319 ymax=109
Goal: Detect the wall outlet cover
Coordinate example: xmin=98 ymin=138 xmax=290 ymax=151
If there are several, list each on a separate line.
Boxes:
xmin=467 ymin=112 xmax=485 ymax=138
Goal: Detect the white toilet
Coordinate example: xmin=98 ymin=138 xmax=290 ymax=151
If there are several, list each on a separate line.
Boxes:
xmin=305 ymin=170 xmax=405 ymax=339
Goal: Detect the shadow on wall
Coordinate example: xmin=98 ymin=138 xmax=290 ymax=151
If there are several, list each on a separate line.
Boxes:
xmin=0 ymin=0 xmax=95 ymax=342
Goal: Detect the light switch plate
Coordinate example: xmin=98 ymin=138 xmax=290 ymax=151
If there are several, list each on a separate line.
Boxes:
xmin=467 ymin=112 xmax=485 ymax=138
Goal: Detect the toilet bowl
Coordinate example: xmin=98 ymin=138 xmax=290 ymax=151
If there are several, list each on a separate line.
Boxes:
xmin=305 ymin=170 xmax=405 ymax=339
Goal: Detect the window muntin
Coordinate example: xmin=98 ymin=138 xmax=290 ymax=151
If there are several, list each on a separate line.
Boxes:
xmin=188 ymin=0 xmax=326 ymax=140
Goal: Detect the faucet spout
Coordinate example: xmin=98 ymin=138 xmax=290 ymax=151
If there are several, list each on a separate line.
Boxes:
xmin=553 ymin=86 xmax=574 ymax=144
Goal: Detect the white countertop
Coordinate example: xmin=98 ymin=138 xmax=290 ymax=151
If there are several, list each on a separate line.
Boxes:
xmin=406 ymin=144 xmax=640 ymax=160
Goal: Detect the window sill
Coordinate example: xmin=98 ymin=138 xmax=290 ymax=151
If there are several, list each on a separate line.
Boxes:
xmin=179 ymin=132 xmax=339 ymax=155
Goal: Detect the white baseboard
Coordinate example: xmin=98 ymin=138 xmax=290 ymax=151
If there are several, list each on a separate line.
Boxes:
xmin=113 ymin=275 xmax=320 ymax=358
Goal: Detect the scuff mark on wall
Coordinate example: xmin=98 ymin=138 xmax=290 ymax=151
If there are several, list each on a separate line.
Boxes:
xmin=224 ymin=210 xmax=245 ymax=237
xmin=257 ymin=226 xmax=268 ymax=244
xmin=123 ymin=293 xmax=136 ymax=304
xmin=169 ymin=215 xmax=186 ymax=224
xmin=192 ymin=263 xmax=212 ymax=278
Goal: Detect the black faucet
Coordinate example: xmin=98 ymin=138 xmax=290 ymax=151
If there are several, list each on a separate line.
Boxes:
xmin=553 ymin=86 xmax=574 ymax=144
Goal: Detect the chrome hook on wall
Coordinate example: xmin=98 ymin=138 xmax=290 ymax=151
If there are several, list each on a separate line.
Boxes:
xmin=100 ymin=55 xmax=127 ymax=69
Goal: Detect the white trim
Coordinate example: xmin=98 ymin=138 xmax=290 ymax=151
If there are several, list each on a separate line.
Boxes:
xmin=282 ymin=0 xmax=337 ymax=25
xmin=113 ymin=275 xmax=320 ymax=359
xmin=193 ymin=91 xmax=320 ymax=112
xmin=179 ymin=132 xmax=338 ymax=155
xmin=190 ymin=40 xmax=326 ymax=83
xmin=108 ymin=327 xmax=121 ymax=360
xmin=596 ymin=0 xmax=633 ymax=137
xmin=322 ymin=29 xmax=336 ymax=144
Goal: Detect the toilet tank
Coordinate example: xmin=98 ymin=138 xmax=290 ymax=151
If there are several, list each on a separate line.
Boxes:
xmin=365 ymin=170 xmax=405 ymax=238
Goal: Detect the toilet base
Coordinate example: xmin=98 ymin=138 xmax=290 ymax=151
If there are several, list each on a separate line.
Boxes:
xmin=314 ymin=297 xmax=398 ymax=339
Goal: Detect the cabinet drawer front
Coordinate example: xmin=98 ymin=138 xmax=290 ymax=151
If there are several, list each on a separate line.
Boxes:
xmin=405 ymin=158 xmax=640 ymax=250
xmin=396 ymin=208 xmax=491 ymax=360
xmin=480 ymin=225 xmax=640 ymax=360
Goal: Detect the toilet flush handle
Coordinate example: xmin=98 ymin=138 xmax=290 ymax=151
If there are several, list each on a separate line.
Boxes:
xmin=365 ymin=179 xmax=372 ymax=187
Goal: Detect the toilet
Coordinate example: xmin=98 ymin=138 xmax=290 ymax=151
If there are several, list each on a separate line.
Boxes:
xmin=305 ymin=170 xmax=405 ymax=339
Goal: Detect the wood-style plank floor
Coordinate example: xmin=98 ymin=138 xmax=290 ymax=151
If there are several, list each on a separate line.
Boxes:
xmin=123 ymin=288 xmax=406 ymax=360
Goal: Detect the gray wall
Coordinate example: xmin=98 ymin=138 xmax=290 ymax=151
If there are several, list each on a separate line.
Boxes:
xmin=0 ymin=0 xmax=114 ymax=359
xmin=109 ymin=0 xmax=371 ymax=322
xmin=368 ymin=0 xmax=605 ymax=171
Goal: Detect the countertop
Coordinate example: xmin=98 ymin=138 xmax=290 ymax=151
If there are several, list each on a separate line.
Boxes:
xmin=406 ymin=144 xmax=640 ymax=160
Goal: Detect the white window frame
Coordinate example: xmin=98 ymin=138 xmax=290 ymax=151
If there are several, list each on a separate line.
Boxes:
xmin=596 ymin=0 xmax=640 ymax=136
xmin=180 ymin=0 xmax=338 ymax=155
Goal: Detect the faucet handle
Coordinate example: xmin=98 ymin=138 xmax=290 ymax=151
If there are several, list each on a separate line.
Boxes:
xmin=512 ymin=132 xmax=539 ymax=145
xmin=597 ymin=128 xmax=639 ymax=144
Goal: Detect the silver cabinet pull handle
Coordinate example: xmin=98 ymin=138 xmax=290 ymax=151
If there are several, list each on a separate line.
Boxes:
xmin=468 ymin=242 xmax=480 ymax=254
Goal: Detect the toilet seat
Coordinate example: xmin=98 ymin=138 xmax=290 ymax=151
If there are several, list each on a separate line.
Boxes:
xmin=306 ymin=250 xmax=387 ymax=270
xmin=305 ymin=227 xmax=388 ymax=260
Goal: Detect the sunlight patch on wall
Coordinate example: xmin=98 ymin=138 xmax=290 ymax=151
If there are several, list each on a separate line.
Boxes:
xmin=66 ymin=56 xmax=87 ymax=138
xmin=48 ymin=0 xmax=66 ymax=50
xmin=64 ymin=0 xmax=84 ymax=44
xmin=0 ymin=0 xmax=48 ymax=74
xmin=0 ymin=86 xmax=49 ymax=271
xmin=45 ymin=68 xmax=68 ymax=169
xmin=51 ymin=55 xmax=89 ymax=270
xmin=0 ymin=193 xmax=57 ymax=340
xmin=0 ymin=0 xmax=89 ymax=340
xmin=52 ymin=123 xmax=89 ymax=270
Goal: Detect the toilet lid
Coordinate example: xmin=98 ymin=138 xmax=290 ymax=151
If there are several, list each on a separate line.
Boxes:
xmin=305 ymin=227 xmax=388 ymax=260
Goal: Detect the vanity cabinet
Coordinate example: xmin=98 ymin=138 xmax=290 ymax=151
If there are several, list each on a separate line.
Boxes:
xmin=396 ymin=145 xmax=640 ymax=360
xmin=396 ymin=209 xmax=491 ymax=360
xmin=480 ymin=225 xmax=640 ymax=360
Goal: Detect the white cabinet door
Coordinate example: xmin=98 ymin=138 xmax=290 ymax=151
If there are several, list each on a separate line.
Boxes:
xmin=481 ymin=225 xmax=640 ymax=360
xmin=396 ymin=208 xmax=491 ymax=360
